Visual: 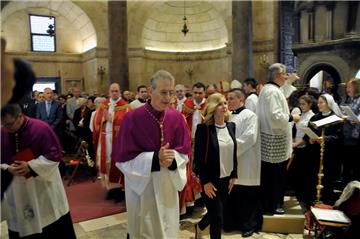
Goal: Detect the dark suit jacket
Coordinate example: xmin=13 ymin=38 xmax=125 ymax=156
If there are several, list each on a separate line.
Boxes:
xmin=194 ymin=122 xmax=238 ymax=185
xmin=22 ymin=99 xmax=37 ymax=118
xmin=36 ymin=100 xmax=63 ymax=130
xmin=73 ymin=107 xmax=92 ymax=140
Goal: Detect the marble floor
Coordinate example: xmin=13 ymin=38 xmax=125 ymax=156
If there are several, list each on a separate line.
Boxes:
xmin=1 ymin=207 xmax=304 ymax=239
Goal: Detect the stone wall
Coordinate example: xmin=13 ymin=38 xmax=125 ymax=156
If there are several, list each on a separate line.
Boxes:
xmin=1 ymin=1 xmax=280 ymax=93
xmin=293 ymin=1 xmax=360 ymax=84
xmin=128 ymin=47 xmax=231 ymax=90
xmin=252 ymin=1 xmax=279 ymax=83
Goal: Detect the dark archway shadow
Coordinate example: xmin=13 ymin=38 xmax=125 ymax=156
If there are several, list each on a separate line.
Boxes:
xmin=303 ymin=63 xmax=342 ymax=102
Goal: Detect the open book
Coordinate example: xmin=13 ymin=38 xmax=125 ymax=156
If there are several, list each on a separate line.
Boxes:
xmin=311 ymin=207 xmax=351 ymax=224
xmin=341 ymin=106 xmax=360 ymax=123
xmin=310 ymin=115 xmax=344 ymax=128
xmin=303 ymin=127 xmax=319 ymax=139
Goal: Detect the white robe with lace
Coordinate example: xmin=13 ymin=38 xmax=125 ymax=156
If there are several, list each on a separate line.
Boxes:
xmin=116 ymin=151 xmax=187 ymax=239
xmin=1 ymin=156 xmax=69 ymax=237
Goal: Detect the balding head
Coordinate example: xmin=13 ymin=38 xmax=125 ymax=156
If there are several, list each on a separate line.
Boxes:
xmin=109 ymin=83 xmax=121 ymax=101
xmin=175 ymin=84 xmax=186 ymax=100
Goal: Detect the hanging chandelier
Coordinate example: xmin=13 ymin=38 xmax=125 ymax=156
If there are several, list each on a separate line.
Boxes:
xmin=47 ymin=22 xmax=55 ymax=37
xmin=47 ymin=1 xmax=55 ymax=37
xmin=181 ymin=1 xmax=189 ymax=36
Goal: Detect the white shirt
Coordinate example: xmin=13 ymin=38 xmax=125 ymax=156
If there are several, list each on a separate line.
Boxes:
xmin=280 ymin=80 xmax=297 ymax=98
xmin=230 ymin=108 xmax=261 ymax=185
xmin=295 ymin=110 xmax=315 ymax=142
xmin=106 ymin=98 xmax=121 ymax=134
xmin=257 ymin=83 xmax=292 ymax=163
xmin=215 ymin=123 xmax=234 ymax=178
xmin=191 ymin=99 xmax=206 ymax=139
xmin=116 ymin=151 xmax=187 ymax=239
xmin=1 ymin=157 xmax=69 ymax=237
xmin=245 ymin=93 xmax=258 ymax=113
xmin=176 ymin=97 xmax=186 ymax=112
xmin=129 ymin=99 xmax=145 ymax=109
xmin=89 ymin=111 xmax=96 ymax=132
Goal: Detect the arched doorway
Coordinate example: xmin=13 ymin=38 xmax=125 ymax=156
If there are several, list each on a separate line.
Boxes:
xmin=303 ymin=63 xmax=342 ymax=102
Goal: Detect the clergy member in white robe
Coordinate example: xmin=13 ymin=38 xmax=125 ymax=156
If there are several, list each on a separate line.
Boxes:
xmin=1 ymin=104 xmax=76 ymax=238
xmin=257 ymin=63 xmax=300 ymax=215
xmin=173 ymin=84 xmax=187 ymax=112
xmin=243 ymin=78 xmax=259 ymax=113
xmin=113 ymin=70 xmax=192 ymax=239
xmin=223 ymin=89 xmax=262 ymax=237
xmin=129 ymin=85 xmax=148 ymax=109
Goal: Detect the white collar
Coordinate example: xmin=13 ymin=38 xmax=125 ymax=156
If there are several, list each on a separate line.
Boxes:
xmin=322 ymin=111 xmax=332 ymax=116
xmin=110 ymin=97 xmax=121 ymax=104
xmin=177 ymin=97 xmax=186 ymax=103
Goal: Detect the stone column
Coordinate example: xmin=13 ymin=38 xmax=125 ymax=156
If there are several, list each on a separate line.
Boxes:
xmin=232 ymin=1 xmax=253 ymax=81
xmin=108 ymin=1 xmax=129 ymax=90
xmin=307 ymin=8 xmax=315 ymax=42
xmin=346 ymin=1 xmax=358 ymax=34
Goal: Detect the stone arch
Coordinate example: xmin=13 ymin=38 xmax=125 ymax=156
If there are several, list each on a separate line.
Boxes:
xmin=1 ymin=0 xmax=97 ymax=52
xmin=301 ymin=60 xmax=344 ymax=101
xmin=303 ymin=63 xmax=342 ymax=86
xmin=298 ymin=54 xmax=350 ymax=85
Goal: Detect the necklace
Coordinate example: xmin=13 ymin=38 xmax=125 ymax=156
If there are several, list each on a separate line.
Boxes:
xmin=215 ymin=123 xmax=226 ymax=129
xmin=144 ymin=105 xmax=166 ymax=145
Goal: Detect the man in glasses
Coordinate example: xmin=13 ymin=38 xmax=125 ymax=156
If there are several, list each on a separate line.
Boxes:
xmin=114 ymin=70 xmax=191 ymax=238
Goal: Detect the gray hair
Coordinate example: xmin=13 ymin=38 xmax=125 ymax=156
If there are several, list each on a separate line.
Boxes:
xmin=175 ymin=84 xmax=185 ymax=91
xmin=94 ymin=97 xmax=106 ymax=105
xmin=229 ymin=88 xmax=246 ymax=99
xmin=150 ymin=70 xmax=175 ymax=89
xmin=267 ymin=63 xmax=286 ymax=82
xmin=44 ymin=87 xmax=53 ymax=93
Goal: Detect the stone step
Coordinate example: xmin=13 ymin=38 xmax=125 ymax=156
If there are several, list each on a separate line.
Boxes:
xmin=262 ymin=196 xmax=305 ymax=234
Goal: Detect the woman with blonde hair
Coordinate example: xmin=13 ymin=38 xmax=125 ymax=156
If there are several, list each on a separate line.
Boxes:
xmin=194 ymin=93 xmax=237 ymax=239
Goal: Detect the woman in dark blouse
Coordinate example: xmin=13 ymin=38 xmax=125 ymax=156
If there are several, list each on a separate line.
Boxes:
xmin=341 ymin=79 xmax=360 ymax=184
xmin=194 ymin=93 xmax=237 ymax=239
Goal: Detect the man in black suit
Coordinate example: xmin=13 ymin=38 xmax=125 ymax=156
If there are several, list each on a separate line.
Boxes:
xmin=36 ymin=87 xmax=63 ymax=137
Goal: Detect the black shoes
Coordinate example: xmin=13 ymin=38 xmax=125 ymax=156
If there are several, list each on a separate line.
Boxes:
xmin=242 ymin=229 xmax=255 ymax=238
xmin=106 ymin=188 xmax=125 ymax=203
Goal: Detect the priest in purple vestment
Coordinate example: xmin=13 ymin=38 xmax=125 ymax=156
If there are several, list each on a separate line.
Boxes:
xmin=113 ymin=70 xmax=192 ymax=239
xmin=1 ymin=104 xmax=76 ymax=238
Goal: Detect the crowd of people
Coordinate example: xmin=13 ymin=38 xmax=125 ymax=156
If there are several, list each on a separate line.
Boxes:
xmin=2 ymin=60 xmax=360 ymax=238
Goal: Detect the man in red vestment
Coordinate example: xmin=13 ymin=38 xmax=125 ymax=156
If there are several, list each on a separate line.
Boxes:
xmin=182 ymin=82 xmax=207 ymax=139
xmin=93 ymin=83 xmax=129 ymax=201
xmin=180 ymin=82 xmax=207 ymax=216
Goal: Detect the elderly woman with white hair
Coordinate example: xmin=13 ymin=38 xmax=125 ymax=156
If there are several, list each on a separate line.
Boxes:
xmin=72 ymin=97 xmax=90 ymax=139
xmin=89 ymin=97 xmax=106 ymax=132
xmin=302 ymin=93 xmax=343 ymax=208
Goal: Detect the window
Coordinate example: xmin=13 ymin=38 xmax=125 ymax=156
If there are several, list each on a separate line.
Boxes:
xmin=356 ymin=69 xmax=360 ymax=79
xmin=33 ymin=82 xmax=56 ymax=92
xmin=30 ymin=15 xmax=56 ymax=52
